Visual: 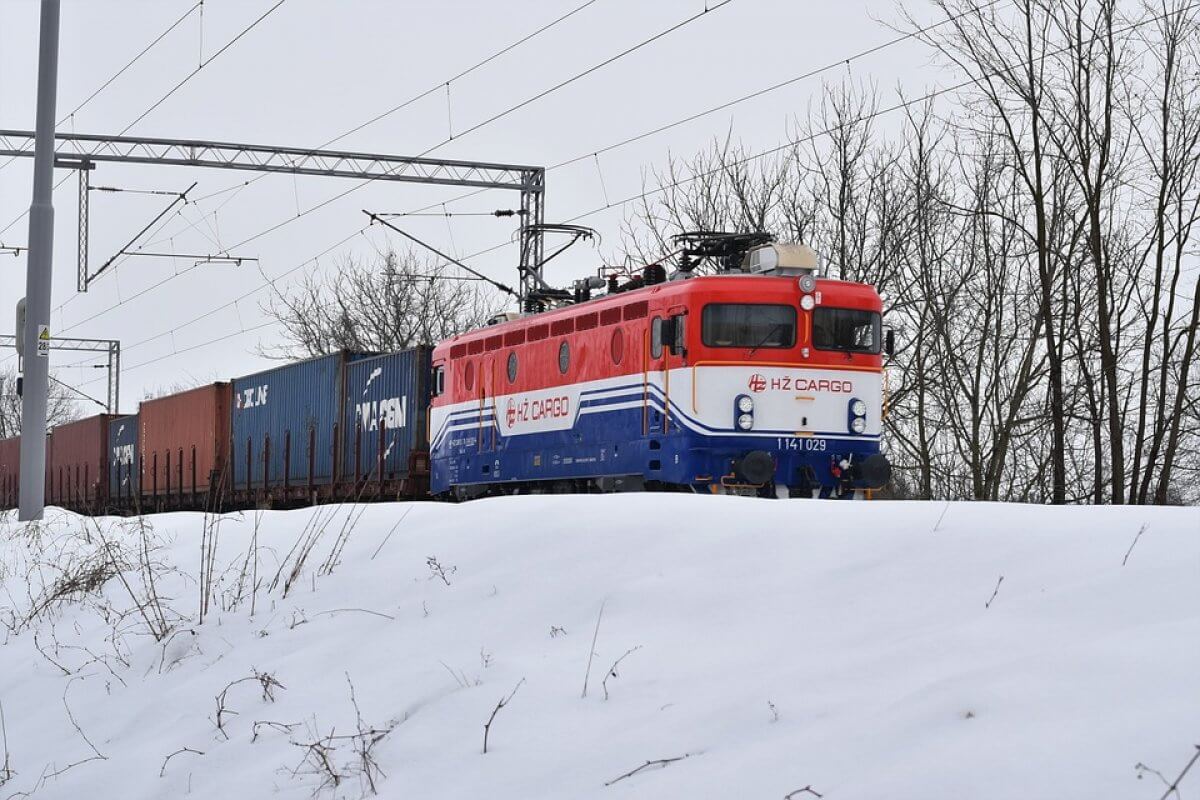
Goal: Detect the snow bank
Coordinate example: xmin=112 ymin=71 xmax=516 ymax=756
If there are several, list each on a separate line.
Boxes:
xmin=0 ymin=496 xmax=1196 ymax=799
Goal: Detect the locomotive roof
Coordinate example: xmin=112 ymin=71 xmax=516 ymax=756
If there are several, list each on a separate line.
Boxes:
xmin=437 ymin=272 xmax=881 ymax=350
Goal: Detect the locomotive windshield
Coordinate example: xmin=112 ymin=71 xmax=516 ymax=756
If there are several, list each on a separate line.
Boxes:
xmin=812 ymin=308 xmax=881 ymax=354
xmin=702 ymin=304 xmax=796 ymax=348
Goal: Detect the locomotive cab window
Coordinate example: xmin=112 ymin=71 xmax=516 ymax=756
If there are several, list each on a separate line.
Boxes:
xmin=812 ymin=308 xmax=881 ymax=354
xmin=432 ymin=365 xmax=445 ymax=397
xmin=701 ymin=304 xmax=796 ymax=349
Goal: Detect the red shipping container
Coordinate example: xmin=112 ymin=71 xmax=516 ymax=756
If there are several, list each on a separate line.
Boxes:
xmin=140 ymin=383 xmax=231 ymax=497
xmin=48 ymin=415 xmax=114 ymax=508
xmin=0 ymin=435 xmax=54 ymax=511
xmin=0 ymin=436 xmax=19 ymax=510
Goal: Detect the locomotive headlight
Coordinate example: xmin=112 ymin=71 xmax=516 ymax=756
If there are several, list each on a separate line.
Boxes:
xmin=734 ymin=395 xmax=754 ymax=430
xmin=850 ymin=398 xmax=867 ymax=417
xmin=850 ymin=416 xmax=867 ymax=434
xmin=799 ymin=294 xmax=816 ymax=311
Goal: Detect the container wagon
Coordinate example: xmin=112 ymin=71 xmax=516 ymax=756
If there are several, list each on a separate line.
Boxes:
xmin=107 ymin=414 xmax=139 ymax=510
xmin=0 ymin=435 xmax=54 ymax=512
xmin=342 ymin=348 xmax=432 ymax=500
xmin=0 ymin=436 xmax=19 ymax=511
xmin=230 ymin=351 xmax=363 ymax=505
xmin=47 ymin=415 xmax=114 ymax=513
xmin=138 ymin=383 xmax=231 ymax=512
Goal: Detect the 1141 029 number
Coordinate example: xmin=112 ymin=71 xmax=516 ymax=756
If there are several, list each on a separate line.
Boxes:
xmin=777 ymin=437 xmax=826 ymax=451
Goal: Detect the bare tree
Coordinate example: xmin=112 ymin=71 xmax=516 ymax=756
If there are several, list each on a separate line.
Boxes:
xmin=0 ymin=366 xmax=80 ymax=439
xmin=619 ymin=0 xmax=1200 ymax=507
xmin=1125 ymin=0 xmax=1200 ymax=504
xmin=262 ymin=248 xmax=501 ymax=359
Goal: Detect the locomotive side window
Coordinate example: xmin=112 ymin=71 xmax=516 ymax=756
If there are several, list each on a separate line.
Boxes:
xmin=558 ymin=341 xmax=570 ymax=375
xmin=507 ymin=352 xmax=519 ymax=384
xmin=701 ymin=304 xmax=796 ymax=349
xmin=464 ymin=360 xmax=475 ymax=391
xmin=812 ymin=308 xmax=881 ymax=354
xmin=432 ymin=365 xmax=445 ymax=397
xmin=611 ymin=328 xmax=625 ymax=364
xmin=651 ymin=317 xmax=664 ymax=359
xmin=663 ymin=314 xmax=686 ymax=355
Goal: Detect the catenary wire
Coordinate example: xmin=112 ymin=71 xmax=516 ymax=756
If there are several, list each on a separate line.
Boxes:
xmin=53 ymin=0 xmax=1004 ymax=368
xmin=327 ymin=0 xmax=1200 ymax=298
xmin=52 ymin=0 xmax=733 ymax=338
xmin=63 ymin=229 xmax=512 ymax=382
xmin=354 ymin=0 xmax=1012 ymax=221
xmin=66 ymin=1 xmax=1191 ymax=384
xmin=156 ymin=0 xmax=737 ymax=261
xmin=35 ymin=0 xmax=612 ymax=335
xmin=0 ymin=0 xmax=288 ymax=239
xmin=180 ymin=0 xmax=606 ymax=208
xmin=0 ymin=1 xmax=203 ymax=175
xmin=61 ymin=1 xmax=204 ymax=127
xmin=116 ymin=0 xmax=289 ymax=136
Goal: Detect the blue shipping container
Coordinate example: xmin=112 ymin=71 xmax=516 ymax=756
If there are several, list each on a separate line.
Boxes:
xmin=342 ymin=348 xmax=431 ymax=481
xmin=108 ymin=414 xmax=139 ymax=500
xmin=231 ymin=351 xmax=368 ymax=489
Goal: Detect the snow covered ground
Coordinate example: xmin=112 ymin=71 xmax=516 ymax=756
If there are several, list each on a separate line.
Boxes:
xmin=0 ymin=496 xmax=1196 ymax=800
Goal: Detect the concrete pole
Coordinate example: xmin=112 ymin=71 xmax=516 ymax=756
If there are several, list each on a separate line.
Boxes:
xmin=19 ymin=0 xmax=62 ymax=521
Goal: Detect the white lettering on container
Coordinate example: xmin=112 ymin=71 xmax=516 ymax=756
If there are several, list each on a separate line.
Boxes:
xmin=357 ymin=396 xmax=407 ymax=431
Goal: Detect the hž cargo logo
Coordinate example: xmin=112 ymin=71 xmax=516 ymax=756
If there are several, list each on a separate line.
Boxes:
xmin=504 ymin=394 xmax=571 ymax=430
xmin=236 ymin=384 xmax=269 ymax=410
xmin=747 ymin=373 xmax=853 ymax=393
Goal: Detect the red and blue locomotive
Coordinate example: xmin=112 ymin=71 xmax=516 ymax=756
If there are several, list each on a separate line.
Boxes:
xmin=429 ymin=234 xmax=892 ymax=499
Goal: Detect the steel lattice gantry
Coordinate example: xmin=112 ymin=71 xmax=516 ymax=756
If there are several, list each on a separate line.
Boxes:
xmin=0 ymin=129 xmax=547 ymax=299
xmin=0 ymin=334 xmax=119 ymax=413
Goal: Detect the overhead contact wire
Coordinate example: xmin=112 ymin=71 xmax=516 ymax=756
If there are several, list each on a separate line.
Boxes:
xmin=56 ymin=0 xmax=720 ymax=337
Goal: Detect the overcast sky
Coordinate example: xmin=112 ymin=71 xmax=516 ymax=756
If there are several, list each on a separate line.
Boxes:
xmin=0 ymin=0 xmax=942 ymax=409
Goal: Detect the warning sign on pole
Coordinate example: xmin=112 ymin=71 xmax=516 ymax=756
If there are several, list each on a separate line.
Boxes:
xmin=36 ymin=324 xmax=50 ymax=357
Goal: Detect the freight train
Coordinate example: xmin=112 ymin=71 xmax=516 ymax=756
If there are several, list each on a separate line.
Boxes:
xmin=0 ymin=234 xmax=893 ymax=514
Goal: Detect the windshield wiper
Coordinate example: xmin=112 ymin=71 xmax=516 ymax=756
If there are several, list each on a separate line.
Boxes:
xmin=747 ymin=323 xmax=784 ymax=356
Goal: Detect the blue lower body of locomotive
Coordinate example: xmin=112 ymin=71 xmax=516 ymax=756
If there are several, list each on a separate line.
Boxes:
xmin=431 ymin=400 xmax=890 ymax=498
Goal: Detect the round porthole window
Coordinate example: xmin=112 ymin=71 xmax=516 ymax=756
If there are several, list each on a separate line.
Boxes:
xmin=464 ymin=360 xmax=475 ymax=391
xmin=558 ymin=340 xmax=570 ymax=374
xmin=507 ymin=351 xmax=519 ymax=384
xmin=611 ymin=328 xmax=624 ymax=365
